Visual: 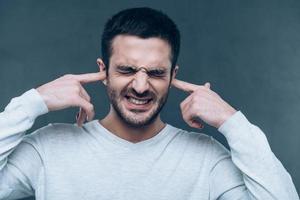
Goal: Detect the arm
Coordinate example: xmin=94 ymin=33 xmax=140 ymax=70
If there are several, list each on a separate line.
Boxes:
xmin=171 ymin=79 xmax=299 ymax=199
xmin=209 ymin=111 xmax=298 ymax=199
xmin=0 ymin=89 xmax=48 ymax=199
xmin=0 ymin=71 xmax=106 ymax=199
xmin=0 ymin=89 xmax=48 ymax=170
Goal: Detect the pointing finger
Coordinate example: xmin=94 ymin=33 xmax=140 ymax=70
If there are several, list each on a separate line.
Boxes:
xmin=171 ymin=79 xmax=199 ymax=93
xmin=73 ymin=71 xmax=106 ymax=84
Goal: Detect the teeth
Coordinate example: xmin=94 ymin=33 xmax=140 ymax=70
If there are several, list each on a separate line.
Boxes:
xmin=128 ymin=97 xmax=149 ymax=105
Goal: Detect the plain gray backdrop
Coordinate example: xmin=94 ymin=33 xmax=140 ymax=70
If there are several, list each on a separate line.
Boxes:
xmin=0 ymin=0 xmax=299 ymax=199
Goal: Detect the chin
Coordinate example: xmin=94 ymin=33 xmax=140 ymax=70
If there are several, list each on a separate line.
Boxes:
xmin=120 ymin=105 xmax=159 ymax=127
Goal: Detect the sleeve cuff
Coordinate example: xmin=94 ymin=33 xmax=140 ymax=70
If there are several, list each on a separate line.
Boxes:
xmin=20 ymin=88 xmax=49 ymax=120
xmin=217 ymin=111 xmax=252 ymax=143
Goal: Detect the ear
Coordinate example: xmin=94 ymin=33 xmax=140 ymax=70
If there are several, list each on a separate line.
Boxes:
xmin=170 ymin=65 xmax=179 ymax=88
xmin=96 ymin=58 xmax=107 ymax=85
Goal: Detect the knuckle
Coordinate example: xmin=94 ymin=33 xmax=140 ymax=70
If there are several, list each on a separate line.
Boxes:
xmin=86 ymin=96 xmax=91 ymax=101
xmin=87 ymin=104 xmax=94 ymax=111
xmin=180 ymin=102 xmax=184 ymax=109
xmin=73 ymin=85 xmax=81 ymax=93
xmin=73 ymin=88 xmax=80 ymax=95
xmin=184 ymin=118 xmax=190 ymax=125
xmin=182 ymin=114 xmax=187 ymax=121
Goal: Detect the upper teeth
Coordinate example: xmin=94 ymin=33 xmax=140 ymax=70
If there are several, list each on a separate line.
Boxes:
xmin=128 ymin=97 xmax=149 ymax=105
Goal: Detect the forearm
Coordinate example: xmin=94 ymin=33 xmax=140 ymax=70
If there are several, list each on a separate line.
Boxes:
xmin=218 ymin=111 xmax=299 ymax=199
xmin=0 ymin=89 xmax=48 ymax=170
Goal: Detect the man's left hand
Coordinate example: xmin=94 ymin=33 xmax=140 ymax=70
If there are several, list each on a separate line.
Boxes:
xmin=171 ymin=79 xmax=237 ymax=129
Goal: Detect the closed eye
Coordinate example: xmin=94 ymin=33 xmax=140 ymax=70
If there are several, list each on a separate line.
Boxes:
xmin=116 ymin=65 xmax=167 ymax=78
xmin=116 ymin=66 xmax=137 ymax=75
xmin=147 ymin=69 xmax=166 ymax=78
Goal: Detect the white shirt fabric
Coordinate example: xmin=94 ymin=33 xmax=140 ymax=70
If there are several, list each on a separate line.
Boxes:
xmin=0 ymin=89 xmax=298 ymax=199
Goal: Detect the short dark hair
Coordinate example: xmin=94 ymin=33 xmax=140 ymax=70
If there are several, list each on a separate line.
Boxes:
xmin=101 ymin=7 xmax=180 ymax=74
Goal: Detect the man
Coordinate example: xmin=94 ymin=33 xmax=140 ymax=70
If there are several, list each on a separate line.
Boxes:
xmin=0 ymin=7 xmax=298 ymax=200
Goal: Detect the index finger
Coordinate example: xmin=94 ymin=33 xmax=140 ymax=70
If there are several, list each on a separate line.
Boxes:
xmin=74 ymin=71 xmax=106 ymax=84
xmin=171 ymin=79 xmax=199 ymax=93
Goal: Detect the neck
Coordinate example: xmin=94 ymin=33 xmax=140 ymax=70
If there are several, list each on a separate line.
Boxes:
xmin=99 ymin=107 xmax=166 ymax=143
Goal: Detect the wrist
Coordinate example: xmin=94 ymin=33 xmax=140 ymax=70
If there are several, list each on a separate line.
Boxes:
xmin=21 ymin=89 xmax=49 ymax=120
xmin=217 ymin=107 xmax=237 ymax=128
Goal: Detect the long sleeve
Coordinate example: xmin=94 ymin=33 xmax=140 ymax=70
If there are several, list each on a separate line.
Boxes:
xmin=0 ymin=89 xmax=48 ymax=199
xmin=210 ymin=111 xmax=299 ymax=199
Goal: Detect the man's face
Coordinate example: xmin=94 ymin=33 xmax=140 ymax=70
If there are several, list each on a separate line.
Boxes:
xmin=105 ymin=35 xmax=175 ymax=127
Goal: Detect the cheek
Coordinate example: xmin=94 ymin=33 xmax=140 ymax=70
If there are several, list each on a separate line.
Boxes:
xmin=107 ymin=75 xmax=131 ymax=91
xmin=150 ymin=80 xmax=170 ymax=96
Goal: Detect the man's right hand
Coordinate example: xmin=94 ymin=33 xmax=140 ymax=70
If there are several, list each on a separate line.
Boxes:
xmin=36 ymin=71 xmax=106 ymax=126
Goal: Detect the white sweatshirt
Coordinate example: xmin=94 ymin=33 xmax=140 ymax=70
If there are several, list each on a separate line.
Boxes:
xmin=0 ymin=89 xmax=298 ymax=200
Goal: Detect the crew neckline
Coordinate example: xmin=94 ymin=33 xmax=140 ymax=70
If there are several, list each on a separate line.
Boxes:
xmin=84 ymin=120 xmax=172 ymax=149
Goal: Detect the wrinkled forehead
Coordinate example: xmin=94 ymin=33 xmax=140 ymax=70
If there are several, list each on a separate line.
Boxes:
xmin=109 ymin=35 xmax=172 ymax=70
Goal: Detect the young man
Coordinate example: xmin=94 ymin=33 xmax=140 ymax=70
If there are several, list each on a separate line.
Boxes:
xmin=0 ymin=7 xmax=298 ymax=200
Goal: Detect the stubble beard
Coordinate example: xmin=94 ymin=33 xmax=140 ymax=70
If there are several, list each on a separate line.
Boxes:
xmin=106 ymin=82 xmax=169 ymax=128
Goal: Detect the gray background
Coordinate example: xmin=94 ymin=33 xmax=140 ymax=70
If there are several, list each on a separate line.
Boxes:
xmin=0 ymin=0 xmax=299 ymax=199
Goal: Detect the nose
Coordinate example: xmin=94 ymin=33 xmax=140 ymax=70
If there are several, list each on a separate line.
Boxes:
xmin=131 ymin=70 xmax=150 ymax=94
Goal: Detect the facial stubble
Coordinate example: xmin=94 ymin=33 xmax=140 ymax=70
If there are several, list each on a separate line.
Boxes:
xmin=106 ymin=79 xmax=170 ymax=128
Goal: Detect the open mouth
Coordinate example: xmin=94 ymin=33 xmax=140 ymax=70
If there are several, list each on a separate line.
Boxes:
xmin=123 ymin=95 xmax=154 ymax=112
xmin=125 ymin=95 xmax=153 ymax=105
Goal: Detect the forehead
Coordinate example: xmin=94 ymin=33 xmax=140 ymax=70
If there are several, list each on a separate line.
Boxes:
xmin=109 ymin=35 xmax=172 ymax=69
